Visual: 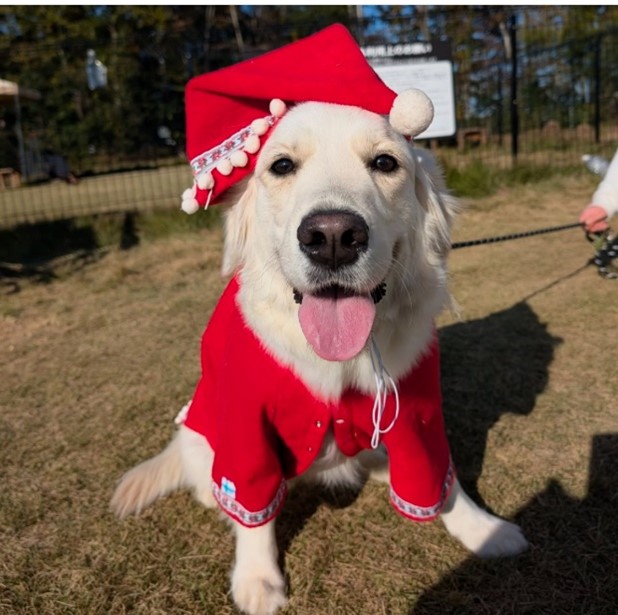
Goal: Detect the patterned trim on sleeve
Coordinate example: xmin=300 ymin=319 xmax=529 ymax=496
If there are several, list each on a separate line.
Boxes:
xmin=389 ymin=459 xmax=456 ymax=522
xmin=212 ymin=479 xmax=287 ymax=527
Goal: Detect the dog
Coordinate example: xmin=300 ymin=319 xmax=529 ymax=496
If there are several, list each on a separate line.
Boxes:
xmin=111 ymin=101 xmax=528 ymax=615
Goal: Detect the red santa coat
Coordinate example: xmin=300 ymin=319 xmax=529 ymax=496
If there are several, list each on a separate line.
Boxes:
xmin=182 ymin=276 xmax=455 ymax=527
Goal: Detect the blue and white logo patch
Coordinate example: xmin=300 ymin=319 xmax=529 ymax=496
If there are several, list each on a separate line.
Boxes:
xmin=221 ymin=477 xmax=237 ymax=499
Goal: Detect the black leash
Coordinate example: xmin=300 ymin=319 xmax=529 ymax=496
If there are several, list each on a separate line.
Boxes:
xmin=451 ymin=222 xmax=581 ymax=249
xmin=450 ymin=222 xmax=617 ymax=279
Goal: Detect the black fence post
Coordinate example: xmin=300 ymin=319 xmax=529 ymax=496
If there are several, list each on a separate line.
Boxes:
xmin=497 ymin=63 xmax=503 ymax=147
xmin=510 ymin=14 xmax=519 ymax=163
xmin=594 ymin=33 xmax=601 ymax=144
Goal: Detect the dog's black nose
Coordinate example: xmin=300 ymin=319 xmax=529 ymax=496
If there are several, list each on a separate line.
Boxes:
xmin=297 ymin=210 xmax=369 ymax=269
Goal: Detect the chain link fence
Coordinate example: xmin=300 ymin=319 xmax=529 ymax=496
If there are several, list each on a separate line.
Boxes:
xmin=1 ymin=6 xmax=617 ymax=229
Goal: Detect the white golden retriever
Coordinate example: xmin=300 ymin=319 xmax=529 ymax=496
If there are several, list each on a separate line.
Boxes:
xmin=111 ymin=102 xmax=527 ymax=615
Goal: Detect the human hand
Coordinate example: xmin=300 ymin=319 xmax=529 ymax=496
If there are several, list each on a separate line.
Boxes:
xmin=579 ymin=204 xmax=609 ymax=233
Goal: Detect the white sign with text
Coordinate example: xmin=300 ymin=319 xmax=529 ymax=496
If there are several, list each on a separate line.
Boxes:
xmin=363 ymin=41 xmax=456 ymax=139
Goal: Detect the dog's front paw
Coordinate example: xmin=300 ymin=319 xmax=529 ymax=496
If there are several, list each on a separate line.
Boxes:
xmin=231 ymin=564 xmax=287 ymax=615
xmin=441 ymin=480 xmax=528 ymax=558
xmin=454 ymin=513 xmax=528 ymax=558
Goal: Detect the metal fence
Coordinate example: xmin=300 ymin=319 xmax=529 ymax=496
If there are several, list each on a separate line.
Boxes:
xmin=450 ymin=21 xmax=618 ymax=169
xmin=1 ymin=6 xmax=617 ymax=230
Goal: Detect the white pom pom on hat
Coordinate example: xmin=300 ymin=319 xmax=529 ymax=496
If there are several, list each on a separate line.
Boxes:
xmin=389 ymin=88 xmax=434 ymax=138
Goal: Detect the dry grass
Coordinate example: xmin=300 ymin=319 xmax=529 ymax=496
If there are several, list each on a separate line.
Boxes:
xmin=1 ymin=172 xmax=616 ymax=614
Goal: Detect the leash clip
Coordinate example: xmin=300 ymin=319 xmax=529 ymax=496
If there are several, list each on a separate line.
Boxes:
xmin=588 ymin=227 xmax=618 ymax=279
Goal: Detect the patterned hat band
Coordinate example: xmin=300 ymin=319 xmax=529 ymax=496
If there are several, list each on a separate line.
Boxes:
xmin=180 ymin=88 xmax=433 ymax=214
xmin=181 ymin=98 xmax=288 ymax=214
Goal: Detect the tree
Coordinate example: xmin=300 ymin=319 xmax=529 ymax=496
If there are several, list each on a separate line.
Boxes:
xmin=0 ymin=6 xmax=202 ymax=171
xmin=2 ymin=6 xmax=618 ymax=175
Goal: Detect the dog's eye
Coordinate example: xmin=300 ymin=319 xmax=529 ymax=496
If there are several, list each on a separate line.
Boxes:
xmin=270 ymin=158 xmax=295 ymax=176
xmin=372 ymin=154 xmax=399 ymax=174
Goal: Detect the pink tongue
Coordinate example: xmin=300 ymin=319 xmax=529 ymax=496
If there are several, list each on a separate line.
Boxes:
xmin=298 ymin=292 xmax=376 ymax=361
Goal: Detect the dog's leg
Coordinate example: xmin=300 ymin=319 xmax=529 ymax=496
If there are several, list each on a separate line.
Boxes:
xmin=231 ymin=519 xmax=287 ymax=615
xmin=440 ymin=479 xmax=528 ymax=557
xmin=177 ymin=425 xmax=216 ymax=508
xmin=356 ymin=446 xmax=389 ymax=484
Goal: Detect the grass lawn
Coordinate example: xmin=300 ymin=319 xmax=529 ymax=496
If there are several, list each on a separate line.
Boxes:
xmin=0 ymin=164 xmax=192 ymax=229
xmin=0 ymin=171 xmax=616 ymax=614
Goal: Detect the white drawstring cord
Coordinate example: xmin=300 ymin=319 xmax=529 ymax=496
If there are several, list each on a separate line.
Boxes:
xmin=204 ymin=188 xmax=213 ymax=210
xmin=369 ymin=335 xmax=400 ymax=449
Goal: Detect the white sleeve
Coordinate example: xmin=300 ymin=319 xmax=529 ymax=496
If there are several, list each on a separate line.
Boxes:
xmin=591 ymin=149 xmax=618 ymax=217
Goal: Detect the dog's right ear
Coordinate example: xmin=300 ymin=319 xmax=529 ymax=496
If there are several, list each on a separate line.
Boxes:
xmin=413 ymin=150 xmax=459 ymax=260
xmin=221 ymin=178 xmax=257 ymax=277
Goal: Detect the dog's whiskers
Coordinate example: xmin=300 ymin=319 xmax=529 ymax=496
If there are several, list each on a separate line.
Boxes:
xmin=388 ymin=257 xmax=417 ymax=307
xmin=251 ymin=252 xmax=283 ymax=286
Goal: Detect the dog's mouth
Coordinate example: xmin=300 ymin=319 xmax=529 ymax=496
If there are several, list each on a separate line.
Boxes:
xmin=293 ymin=283 xmax=386 ymax=362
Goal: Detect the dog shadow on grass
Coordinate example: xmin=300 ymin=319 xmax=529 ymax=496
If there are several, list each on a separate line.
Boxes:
xmin=275 ymin=479 xmax=363 ymax=574
xmin=411 ymin=433 xmax=618 ymax=614
xmin=412 ymin=303 xmax=617 ymax=613
xmin=438 ymin=300 xmax=562 ymax=505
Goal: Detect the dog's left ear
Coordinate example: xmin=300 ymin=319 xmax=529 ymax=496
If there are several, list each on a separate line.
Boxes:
xmin=221 ymin=178 xmax=257 ymax=277
xmin=413 ymin=150 xmax=459 ymax=259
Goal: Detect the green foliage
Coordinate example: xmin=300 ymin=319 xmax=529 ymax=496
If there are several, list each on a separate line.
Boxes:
xmin=444 ymin=159 xmax=585 ymax=199
xmin=0 ymin=6 xmax=205 ymax=171
xmin=503 ymin=163 xmax=574 ymax=186
xmin=137 ymin=205 xmax=221 ymax=241
xmin=1 ymin=6 xmax=617 ymax=182
xmin=444 ymin=160 xmax=500 ymax=199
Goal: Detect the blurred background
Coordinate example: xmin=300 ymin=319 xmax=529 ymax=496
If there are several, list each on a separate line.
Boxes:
xmin=1 ymin=5 xmax=617 ymax=230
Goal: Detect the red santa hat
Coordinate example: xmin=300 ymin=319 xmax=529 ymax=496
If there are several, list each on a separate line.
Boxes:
xmin=181 ymin=23 xmax=434 ymax=214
